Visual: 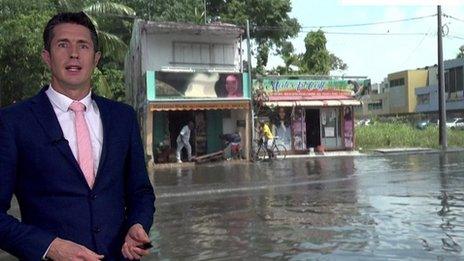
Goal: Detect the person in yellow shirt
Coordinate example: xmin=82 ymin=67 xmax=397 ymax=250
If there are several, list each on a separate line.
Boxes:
xmin=259 ymin=121 xmax=275 ymax=159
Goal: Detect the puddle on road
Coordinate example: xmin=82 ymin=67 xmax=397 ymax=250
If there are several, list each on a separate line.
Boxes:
xmin=150 ymin=153 xmax=464 ymax=259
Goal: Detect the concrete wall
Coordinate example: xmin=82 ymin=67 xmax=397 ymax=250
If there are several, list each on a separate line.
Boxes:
xmin=141 ymin=33 xmax=241 ymax=73
xmin=388 ymin=70 xmax=428 ymax=114
xmin=407 ymin=70 xmax=429 ymax=113
xmin=415 ymin=58 xmax=464 ymax=113
xmin=358 ymin=92 xmax=390 ymax=117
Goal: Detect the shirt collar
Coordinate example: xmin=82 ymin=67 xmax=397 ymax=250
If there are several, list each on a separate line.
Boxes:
xmin=46 ymin=84 xmax=93 ymax=112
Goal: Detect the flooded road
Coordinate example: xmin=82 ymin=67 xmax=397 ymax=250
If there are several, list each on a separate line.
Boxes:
xmin=149 ymin=152 xmax=464 ymax=260
xmin=1 ymin=152 xmax=464 ymax=260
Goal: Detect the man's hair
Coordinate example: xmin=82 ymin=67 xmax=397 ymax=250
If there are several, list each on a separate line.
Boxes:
xmin=43 ymin=11 xmax=99 ymax=53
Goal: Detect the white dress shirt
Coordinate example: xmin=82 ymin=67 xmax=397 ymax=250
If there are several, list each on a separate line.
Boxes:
xmin=45 ymin=85 xmax=103 ymax=174
xmin=177 ymin=125 xmax=191 ymax=144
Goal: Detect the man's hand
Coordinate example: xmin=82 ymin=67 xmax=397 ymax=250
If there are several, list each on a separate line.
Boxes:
xmin=121 ymin=224 xmax=151 ymax=260
xmin=47 ymin=238 xmax=104 ymax=260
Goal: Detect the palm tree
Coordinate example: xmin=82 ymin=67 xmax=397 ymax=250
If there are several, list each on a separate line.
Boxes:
xmin=457 ymin=45 xmax=464 ymax=59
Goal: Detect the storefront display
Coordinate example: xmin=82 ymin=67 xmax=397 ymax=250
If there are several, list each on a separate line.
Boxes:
xmin=291 ymin=107 xmax=306 ymax=151
xmin=273 ymin=107 xmax=292 ymax=150
xmin=253 ymin=76 xmax=365 ymax=153
xmin=343 ymin=107 xmax=354 ymax=149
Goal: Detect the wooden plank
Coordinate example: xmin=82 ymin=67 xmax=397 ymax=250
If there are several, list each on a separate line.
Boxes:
xmin=194 ymin=150 xmax=224 ymax=163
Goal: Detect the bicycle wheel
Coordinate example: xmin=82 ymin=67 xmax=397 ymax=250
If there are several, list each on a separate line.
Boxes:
xmin=256 ymin=145 xmax=267 ymax=160
xmin=253 ymin=140 xmax=267 ymax=161
xmin=273 ymin=144 xmax=287 ymax=159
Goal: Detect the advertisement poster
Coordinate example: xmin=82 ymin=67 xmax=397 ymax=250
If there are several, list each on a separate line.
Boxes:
xmin=273 ymin=107 xmax=292 ymax=150
xmin=291 ymin=107 xmax=306 ymax=151
xmin=343 ymin=107 xmax=354 ymax=149
xmin=253 ymin=78 xmax=370 ymax=99
xmin=155 ymin=72 xmax=243 ymax=99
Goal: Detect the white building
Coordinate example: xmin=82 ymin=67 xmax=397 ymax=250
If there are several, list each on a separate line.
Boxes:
xmin=125 ymin=20 xmax=252 ymax=165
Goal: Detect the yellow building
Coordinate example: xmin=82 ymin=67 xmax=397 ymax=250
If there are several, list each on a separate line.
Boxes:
xmin=388 ymin=69 xmax=428 ymax=115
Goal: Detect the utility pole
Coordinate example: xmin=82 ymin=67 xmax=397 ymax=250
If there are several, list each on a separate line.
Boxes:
xmin=437 ymin=5 xmax=447 ymax=150
xmin=246 ymin=20 xmax=254 ymax=161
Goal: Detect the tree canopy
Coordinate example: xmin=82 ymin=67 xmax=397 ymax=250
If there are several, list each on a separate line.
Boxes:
xmin=121 ymin=0 xmax=300 ymax=75
xmin=0 ymin=0 xmax=347 ymax=107
xmin=0 ymin=0 xmax=132 ymax=106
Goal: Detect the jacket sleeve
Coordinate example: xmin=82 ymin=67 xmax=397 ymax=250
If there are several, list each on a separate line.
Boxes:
xmin=124 ymin=110 xmax=156 ymax=233
xmin=0 ymin=111 xmax=55 ymax=260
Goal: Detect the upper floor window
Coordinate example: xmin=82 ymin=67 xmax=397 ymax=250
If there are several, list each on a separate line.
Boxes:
xmin=368 ymin=100 xmax=382 ymax=110
xmin=172 ymin=41 xmax=235 ymax=66
xmin=445 ymin=66 xmax=463 ymax=93
xmin=389 ymin=78 xmax=405 ymax=88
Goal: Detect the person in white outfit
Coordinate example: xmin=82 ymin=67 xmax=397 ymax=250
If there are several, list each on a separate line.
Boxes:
xmin=176 ymin=121 xmax=194 ymax=163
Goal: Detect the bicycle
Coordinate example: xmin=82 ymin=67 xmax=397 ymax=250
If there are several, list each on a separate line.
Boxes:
xmin=253 ymin=136 xmax=287 ymax=161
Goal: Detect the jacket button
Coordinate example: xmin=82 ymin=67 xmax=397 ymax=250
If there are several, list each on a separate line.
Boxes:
xmin=90 ymin=193 xmax=97 ymax=200
xmin=93 ymin=227 xmax=101 ymax=233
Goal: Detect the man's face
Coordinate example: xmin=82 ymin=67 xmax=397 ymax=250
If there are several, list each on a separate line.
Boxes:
xmin=278 ymin=108 xmax=286 ymax=120
xmin=225 ymin=76 xmax=238 ymax=95
xmin=42 ymin=23 xmax=101 ymax=93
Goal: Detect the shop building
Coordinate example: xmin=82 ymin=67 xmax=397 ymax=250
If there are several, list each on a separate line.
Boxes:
xmin=125 ymin=20 xmax=251 ymax=165
xmin=416 ymin=59 xmax=464 ymax=114
xmin=253 ymin=76 xmax=367 ymax=152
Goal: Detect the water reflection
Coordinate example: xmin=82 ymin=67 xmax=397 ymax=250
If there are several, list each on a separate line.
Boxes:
xmin=2 ymin=154 xmax=464 ymax=259
xmin=147 ymin=153 xmax=464 ymax=260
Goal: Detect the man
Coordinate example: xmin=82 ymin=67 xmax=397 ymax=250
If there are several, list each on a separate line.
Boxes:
xmin=259 ymin=121 xmax=275 ymax=159
xmin=176 ymin=121 xmax=194 ymax=163
xmin=0 ymin=12 xmax=155 ymax=260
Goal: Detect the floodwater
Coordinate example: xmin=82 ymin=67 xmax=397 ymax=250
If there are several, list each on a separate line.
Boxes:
xmin=148 ymin=152 xmax=464 ymax=260
xmin=1 ymin=152 xmax=464 ymax=260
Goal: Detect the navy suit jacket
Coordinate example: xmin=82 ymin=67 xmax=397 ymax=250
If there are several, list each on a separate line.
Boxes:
xmin=0 ymin=86 xmax=155 ymax=260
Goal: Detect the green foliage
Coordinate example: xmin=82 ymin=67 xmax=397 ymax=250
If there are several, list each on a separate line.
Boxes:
xmin=0 ymin=11 xmax=52 ymax=106
xmin=0 ymin=0 xmax=132 ymax=106
xmin=457 ymin=45 xmax=464 ymax=59
xmin=208 ymin=0 xmax=300 ymax=74
xmin=274 ymin=41 xmax=299 ymax=74
xmin=301 ymin=30 xmax=331 ymax=75
xmin=123 ymin=0 xmax=205 ymax=23
xmin=330 ymin=53 xmax=347 ymax=71
xmin=123 ymin=0 xmax=300 ymax=75
xmin=0 ymin=0 xmax=54 ymax=22
xmin=92 ymin=68 xmax=126 ymax=101
xmin=256 ymin=42 xmax=270 ymax=75
xmin=355 ymin=122 xmax=464 ymax=150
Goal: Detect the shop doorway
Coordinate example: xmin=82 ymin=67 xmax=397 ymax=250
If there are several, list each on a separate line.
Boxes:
xmin=306 ymin=109 xmax=321 ymax=149
xmin=168 ymin=111 xmax=194 ymax=160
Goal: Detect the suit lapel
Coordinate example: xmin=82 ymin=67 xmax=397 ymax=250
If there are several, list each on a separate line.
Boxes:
xmin=93 ymin=95 xmax=109 ymax=178
xmin=29 ymin=86 xmax=83 ymax=176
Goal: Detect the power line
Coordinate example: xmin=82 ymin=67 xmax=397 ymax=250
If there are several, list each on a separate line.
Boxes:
xmin=252 ymin=14 xmax=436 ymax=31
xmin=443 ymin=14 xmax=464 ymax=23
xmin=400 ymin=26 xmax=434 ymax=68
xmin=446 ymin=35 xmax=464 ymax=40
xmin=303 ymin=14 xmax=436 ymax=29
xmin=318 ymin=31 xmax=430 ymax=36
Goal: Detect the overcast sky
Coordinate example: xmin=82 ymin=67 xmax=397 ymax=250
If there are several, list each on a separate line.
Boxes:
xmin=266 ymin=0 xmax=464 ymax=83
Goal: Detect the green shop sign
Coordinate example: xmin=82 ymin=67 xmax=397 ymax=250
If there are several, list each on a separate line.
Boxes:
xmin=258 ymin=79 xmax=353 ymax=93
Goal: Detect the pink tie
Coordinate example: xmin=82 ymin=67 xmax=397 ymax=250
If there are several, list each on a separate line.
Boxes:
xmin=69 ymin=101 xmax=95 ymax=188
